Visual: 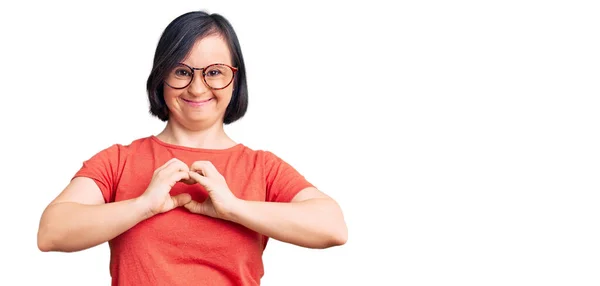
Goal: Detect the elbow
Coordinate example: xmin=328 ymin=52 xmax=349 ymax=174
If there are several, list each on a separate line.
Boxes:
xmin=320 ymin=210 xmax=348 ymax=248
xmin=330 ymin=225 xmax=348 ymax=247
xmin=318 ymin=224 xmax=348 ymax=249
xmin=37 ymin=229 xmax=82 ymax=253
xmin=318 ymin=200 xmax=348 ymax=248
xmin=37 ymin=205 xmax=68 ymax=252
xmin=37 ymin=228 xmax=55 ymax=252
xmin=336 ymin=229 xmax=348 ymax=246
xmin=37 ymin=208 xmax=55 ymax=252
xmin=37 ymin=219 xmax=64 ymax=252
xmin=38 ymin=240 xmax=53 ymax=252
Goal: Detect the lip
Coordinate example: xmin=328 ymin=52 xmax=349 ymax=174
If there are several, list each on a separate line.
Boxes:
xmin=181 ymin=97 xmax=214 ymax=107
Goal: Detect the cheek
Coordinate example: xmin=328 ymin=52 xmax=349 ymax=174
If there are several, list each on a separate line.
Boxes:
xmin=163 ymin=87 xmax=174 ymax=98
xmin=215 ymin=89 xmax=234 ymax=106
xmin=162 ymin=88 xmax=180 ymax=106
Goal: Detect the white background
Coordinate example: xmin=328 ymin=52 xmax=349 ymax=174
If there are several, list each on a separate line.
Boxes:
xmin=1 ymin=0 xmax=599 ymax=285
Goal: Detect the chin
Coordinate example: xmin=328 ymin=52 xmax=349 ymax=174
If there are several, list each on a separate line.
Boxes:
xmin=184 ymin=115 xmax=223 ymax=127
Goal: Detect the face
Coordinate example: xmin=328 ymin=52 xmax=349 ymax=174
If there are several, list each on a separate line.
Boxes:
xmin=163 ymin=34 xmax=234 ymax=129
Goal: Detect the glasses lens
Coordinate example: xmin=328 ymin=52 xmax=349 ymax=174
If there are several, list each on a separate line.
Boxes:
xmin=166 ymin=64 xmax=193 ymax=88
xmin=204 ymin=65 xmax=234 ymax=89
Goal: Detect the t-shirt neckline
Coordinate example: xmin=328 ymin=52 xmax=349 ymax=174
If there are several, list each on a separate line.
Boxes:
xmin=149 ymin=135 xmax=244 ymax=153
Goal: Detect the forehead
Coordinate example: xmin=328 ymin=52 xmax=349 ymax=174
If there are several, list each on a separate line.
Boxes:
xmin=182 ymin=34 xmax=232 ymax=67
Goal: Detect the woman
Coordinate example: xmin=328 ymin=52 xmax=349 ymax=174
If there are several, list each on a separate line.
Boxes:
xmin=37 ymin=10 xmax=347 ymax=286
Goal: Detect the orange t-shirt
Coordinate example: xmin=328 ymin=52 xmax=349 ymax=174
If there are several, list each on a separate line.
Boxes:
xmin=73 ymin=136 xmax=313 ymax=286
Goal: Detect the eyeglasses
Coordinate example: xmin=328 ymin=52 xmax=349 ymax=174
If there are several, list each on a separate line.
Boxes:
xmin=165 ymin=63 xmax=238 ymax=90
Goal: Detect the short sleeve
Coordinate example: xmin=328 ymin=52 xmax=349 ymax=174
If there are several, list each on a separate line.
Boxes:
xmin=264 ymin=151 xmax=314 ymax=203
xmin=72 ymin=144 xmax=123 ymax=203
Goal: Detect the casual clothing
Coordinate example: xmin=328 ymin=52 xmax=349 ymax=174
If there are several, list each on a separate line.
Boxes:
xmin=73 ymin=136 xmax=313 ymax=286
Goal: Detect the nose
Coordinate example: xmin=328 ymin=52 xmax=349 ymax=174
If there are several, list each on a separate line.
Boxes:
xmin=187 ymin=71 xmax=210 ymax=96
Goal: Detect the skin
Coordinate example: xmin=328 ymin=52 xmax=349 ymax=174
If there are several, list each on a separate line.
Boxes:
xmin=37 ymin=34 xmax=348 ymax=253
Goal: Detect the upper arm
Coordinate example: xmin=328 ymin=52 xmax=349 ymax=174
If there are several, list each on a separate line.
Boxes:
xmin=49 ymin=143 xmax=124 ymax=206
xmin=49 ymin=177 xmax=105 ymax=206
xmin=264 ymin=151 xmax=315 ymax=203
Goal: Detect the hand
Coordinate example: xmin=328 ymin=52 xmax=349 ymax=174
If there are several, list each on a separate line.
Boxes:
xmin=183 ymin=161 xmax=240 ymax=220
xmin=138 ymin=158 xmax=193 ymax=217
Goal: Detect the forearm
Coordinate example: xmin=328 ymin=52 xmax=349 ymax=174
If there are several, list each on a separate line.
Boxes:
xmin=37 ymin=198 xmax=150 ymax=252
xmin=228 ymin=198 xmax=348 ymax=249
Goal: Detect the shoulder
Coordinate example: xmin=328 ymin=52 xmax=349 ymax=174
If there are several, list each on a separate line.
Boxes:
xmin=114 ymin=136 xmax=159 ymax=152
xmin=236 ymin=145 xmax=282 ymax=165
xmin=84 ymin=136 xmax=154 ymax=162
xmin=237 ymin=146 xmax=303 ymax=179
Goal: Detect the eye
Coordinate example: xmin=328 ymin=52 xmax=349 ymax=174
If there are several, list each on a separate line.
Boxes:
xmin=206 ymin=69 xmax=223 ymax=77
xmin=174 ymin=68 xmax=192 ymax=77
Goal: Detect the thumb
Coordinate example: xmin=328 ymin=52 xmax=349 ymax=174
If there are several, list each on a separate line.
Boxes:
xmin=183 ymin=199 xmax=205 ymax=215
xmin=170 ymin=193 xmax=192 ymax=208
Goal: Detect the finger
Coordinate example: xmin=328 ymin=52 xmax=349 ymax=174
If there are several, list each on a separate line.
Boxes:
xmin=171 ymin=193 xmax=192 ymax=207
xmin=155 ymin=158 xmax=186 ymax=174
xmin=189 ymin=161 xmax=208 ymax=176
xmin=169 ymin=171 xmax=191 ymax=187
xmin=190 ymin=161 xmax=219 ymax=177
xmin=164 ymin=159 xmax=190 ymax=174
xmin=188 ymin=171 xmax=209 ymax=187
xmin=183 ymin=200 xmax=204 ymax=214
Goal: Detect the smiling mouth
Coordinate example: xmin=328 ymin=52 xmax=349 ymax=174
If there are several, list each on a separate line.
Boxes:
xmin=181 ymin=97 xmax=213 ymax=107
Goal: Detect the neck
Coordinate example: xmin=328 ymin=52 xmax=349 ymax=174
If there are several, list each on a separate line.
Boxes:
xmin=156 ymin=119 xmax=237 ymax=149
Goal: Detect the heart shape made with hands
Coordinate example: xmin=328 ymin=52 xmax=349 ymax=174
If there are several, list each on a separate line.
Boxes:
xmin=179 ymin=169 xmax=205 ymax=185
xmin=177 ymin=166 xmax=207 ymax=185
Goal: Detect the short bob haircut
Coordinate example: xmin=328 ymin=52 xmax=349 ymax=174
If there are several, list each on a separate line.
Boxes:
xmin=146 ymin=11 xmax=248 ymax=124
